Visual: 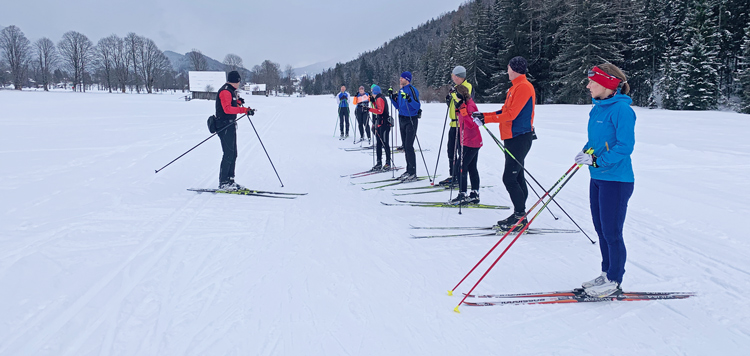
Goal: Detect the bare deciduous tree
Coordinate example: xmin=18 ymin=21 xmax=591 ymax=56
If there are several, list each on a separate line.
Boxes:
xmin=125 ymin=33 xmax=143 ymax=92
xmin=138 ymin=38 xmax=171 ymax=93
xmin=187 ymin=49 xmax=208 ymax=71
xmin=282 ymin=64 xmax=296 ymax=95
xmin=112 ymin=35 xmax=130 ymax=93
xmin=96 ymin=35 xmax=118 ymax=93
xmin=34 ymin=37 xmax=57 ymax=91
xmin=223 ymin=53 xmax=243 ymax=72
xmin=0 ymin=25 xmax=32 ymax=90
xmin=58 ymin=31 xmax=94 ymax=92
xmin=252 ymin=60 xmax=281 ymax=94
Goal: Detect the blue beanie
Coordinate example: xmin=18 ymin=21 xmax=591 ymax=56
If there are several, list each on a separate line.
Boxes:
xmin=372 ymin=85 xmax=381 ymax=95
xmin=401 ymin=71 xmax=412 ymax=82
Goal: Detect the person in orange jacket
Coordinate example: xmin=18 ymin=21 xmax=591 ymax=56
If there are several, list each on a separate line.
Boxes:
xmin=472 ymin=56 xmax=536 ymax=230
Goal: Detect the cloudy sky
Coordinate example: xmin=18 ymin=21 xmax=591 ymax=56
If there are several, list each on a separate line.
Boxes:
xmin=2 ymin=0 xmax=464 ymax=69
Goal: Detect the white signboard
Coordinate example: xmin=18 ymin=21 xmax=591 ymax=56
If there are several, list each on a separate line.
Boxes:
xmin=244 ymin=83 xmax=266 ymax=92
xmin=188 ymin=71 xmax=227 ymax=92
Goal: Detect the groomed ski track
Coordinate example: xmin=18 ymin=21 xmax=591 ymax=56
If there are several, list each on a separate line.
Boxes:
xmin=1 ymin=91 xmax=749 ymax=355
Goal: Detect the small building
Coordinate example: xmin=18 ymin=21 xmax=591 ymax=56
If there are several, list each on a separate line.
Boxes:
xmin=188 ymin=71 xmax=227 ymax=100
xmin=244 ymin=83 xmax=267 ymax=96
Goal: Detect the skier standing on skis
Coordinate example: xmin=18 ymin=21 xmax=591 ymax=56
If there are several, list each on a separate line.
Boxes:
xmin=336 ymin=86 xmax=350 ymax=139
xmin=439 ymin=66 xmax=474 ymax=187
xmin=368 ymin=85 xmax=391 ymax=171
xmin=352 ymin=86 xmax=371 ymax=144
xmin=449 ymin=84 xmax=482 ymax=205
xmin=472 ymin=56 xmax=535 ymax=230
xmin=576 ymin=63 xmax=636 ymax=298
xmin=390 ymin=71 xmax=421 ymax=182
xmin=215 ymin=70 xmax=255 ymax=190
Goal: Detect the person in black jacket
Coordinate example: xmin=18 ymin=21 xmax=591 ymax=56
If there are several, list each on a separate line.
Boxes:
xmin=215 ymin=70 xmax=254 ymax=190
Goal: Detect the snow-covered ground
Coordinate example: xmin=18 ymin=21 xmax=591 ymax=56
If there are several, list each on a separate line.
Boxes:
xmin=1 ymin=89 xmax=749 ymax=355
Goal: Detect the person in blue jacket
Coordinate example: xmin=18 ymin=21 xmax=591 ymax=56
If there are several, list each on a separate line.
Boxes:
xmin=575 ymin=63 xmax=636 ymax=298
xmin=336 ymin=86 xmax=350 ymax=139
xmin=389 ymin=71 xmax=421 ymax=182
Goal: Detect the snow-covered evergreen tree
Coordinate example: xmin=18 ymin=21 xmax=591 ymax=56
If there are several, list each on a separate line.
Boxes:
xmin=552 ymin=0 xmax=623 ymax=104
xmin=740 ymin=26 xmax=750 ymax=113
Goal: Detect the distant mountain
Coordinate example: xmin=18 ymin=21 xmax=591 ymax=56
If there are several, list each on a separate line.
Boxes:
xmin=163 ymin=50 xmax=230 ymax=72
xmin=293 ymin=59 xmax=340 ymax=77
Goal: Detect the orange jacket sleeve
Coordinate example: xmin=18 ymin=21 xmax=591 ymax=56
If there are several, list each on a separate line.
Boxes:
xmin=483 ymin=83 xmax=534 ymax=124
xmin=220 ymin=90 xmax=247 ymax=115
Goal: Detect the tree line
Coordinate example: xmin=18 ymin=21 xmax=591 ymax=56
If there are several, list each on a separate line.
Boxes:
xmin=304 ymin=0 xmax=750 ymax=113
xmin=0 ymin=25 xmax=296 ymax=94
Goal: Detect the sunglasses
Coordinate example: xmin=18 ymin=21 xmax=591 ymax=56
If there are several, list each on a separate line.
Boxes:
xmin=588 ymin=68 xmax=617 ymax=81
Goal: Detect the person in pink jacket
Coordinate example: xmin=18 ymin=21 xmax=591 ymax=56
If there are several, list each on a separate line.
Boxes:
xmin=450 ymin=84 xmax=483 ymax=205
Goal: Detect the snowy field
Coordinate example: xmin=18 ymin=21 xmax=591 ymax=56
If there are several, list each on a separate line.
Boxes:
xmin=1 ymin=89 xmax=749 ymax=355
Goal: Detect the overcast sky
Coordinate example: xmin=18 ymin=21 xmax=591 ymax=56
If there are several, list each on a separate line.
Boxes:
xmin=2 ymin=0 xmax=464 ymax=69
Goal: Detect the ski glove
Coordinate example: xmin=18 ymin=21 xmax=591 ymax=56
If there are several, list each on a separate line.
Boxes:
xmin=471 ymin=112 xmax=484 ymax=126
xmin=237 ymin=97 xmax=245 ymax=105
xmin=400 ymin=92 xmax=411 ymax=102
xmin=246 ymin=108 xmax=255 ymax=116
xmin=575 ymin=150 xmax=598 ymax=167
xmin=388 ymin=87 xmax=393 ymax=95
xmin=445 ymin=93 xmax=452 ymax=105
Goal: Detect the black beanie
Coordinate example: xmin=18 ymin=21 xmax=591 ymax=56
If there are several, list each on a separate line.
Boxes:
xmin=508 ymin=56 xmax=528 ymax=75
xmin=227 ymin=71 xmax=241 ymax=83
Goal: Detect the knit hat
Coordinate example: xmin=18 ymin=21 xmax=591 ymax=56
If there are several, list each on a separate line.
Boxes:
xmin=452 ymin=66 xmax=467 ymax=79
xmin=372 ymin=85 xmax=381 ymax=95
xmin=508 ymin=56 xmax=528 ymax=75
xmin=400 ymin=71 xmax=412 ymax=82
xmin=227 ymin=71 xmax=241 ymax=83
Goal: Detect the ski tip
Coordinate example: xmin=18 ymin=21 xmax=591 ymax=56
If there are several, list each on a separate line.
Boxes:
xmin=447 ymin=290 xmax=453 ymax=296
xmin=453 ymin=306 xmax=461 ymax=313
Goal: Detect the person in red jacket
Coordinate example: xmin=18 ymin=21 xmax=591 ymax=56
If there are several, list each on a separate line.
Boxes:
xmin=215 ymin=70 xmax=255 ymax=190
xmin=472 ymin=56 xmax=535 ymax=229
xmin=368 ymin=85 xmax=391 ymax=170
xmin=450 ymin=84 xmax=482 ymax=205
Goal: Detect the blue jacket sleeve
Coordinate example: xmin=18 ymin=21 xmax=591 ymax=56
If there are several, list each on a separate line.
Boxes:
xmin=597 ymin=106 xmax=635 ymax=167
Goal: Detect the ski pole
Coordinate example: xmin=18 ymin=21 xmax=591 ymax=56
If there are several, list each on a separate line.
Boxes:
xmin=247 ymin=115 xmax=284 ymax=187
xmin=482 ymin=125 xmax=594 ymax=244
xmin=454 ymin=162 xmax=584 ymax=313
xmin=155 ymin=114 xmax=247 ymax=173
xmin=333 ymin=110 xmax=339 ymax=137
xmin=448 ymin=162 xmax=578 ymax=296
xmin=414 ymin=130 xmax=433 ymax=184
xmin=431 ymin=105 xmax=451 ymax=185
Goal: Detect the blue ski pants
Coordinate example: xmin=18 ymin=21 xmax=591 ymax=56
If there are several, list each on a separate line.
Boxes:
xmin=590 ymin=178 xmax=634 ymax=284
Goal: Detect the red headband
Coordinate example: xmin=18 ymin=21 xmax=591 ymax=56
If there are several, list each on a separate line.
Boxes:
xmin=588 ymin=66 xmax=621 ymax=90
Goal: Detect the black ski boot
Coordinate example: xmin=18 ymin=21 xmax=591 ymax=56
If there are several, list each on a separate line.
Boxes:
xmin=468 ymin=191 xmax=480 ymax=204
xmin=495 ymin=213 xmax=527 ymax=231
xmin=372 ymin=163 xmax=382 ymax=171
xmin=449 ymin=192 xmax=469 ymax=205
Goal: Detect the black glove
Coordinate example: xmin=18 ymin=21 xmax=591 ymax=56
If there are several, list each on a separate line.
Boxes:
xmin=237 ymin=97 xmax=245 ymax=105
xmin=246 ymin=108 xmax=255 ymax=116
xmin=388 ymin=87 xmax=393 ymax=95
xmin=471 ymin=112 xmax=484 ymax=125
xmin=445 ymin=93 xmax=452 ymax=105
xmin=391 ymin=93 xmax=399 ymax=102
xmin=401 ymin=92 xmax=411 ymax=102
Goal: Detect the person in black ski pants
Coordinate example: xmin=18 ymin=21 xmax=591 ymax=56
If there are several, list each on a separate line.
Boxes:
xmin=368 ymin=85 xmax=391 ymax=170
xmin=353 ymin=86 xmax=371 ymax=143
xmin=336 ymin=86 xmax=350 ymax=138
xmin=215 ymin=71 xmax=254 ymax=190
xmin=390 ymin=71 xmax=421 ymax=181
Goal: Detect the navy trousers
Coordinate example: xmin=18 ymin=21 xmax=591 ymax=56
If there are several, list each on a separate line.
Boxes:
xmin=590 ymin=178 xmax=634 ymax=284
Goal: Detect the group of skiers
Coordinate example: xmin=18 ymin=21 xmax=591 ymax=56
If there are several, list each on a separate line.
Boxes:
xmin=213 ymin=57 xmax=637 ymax=298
